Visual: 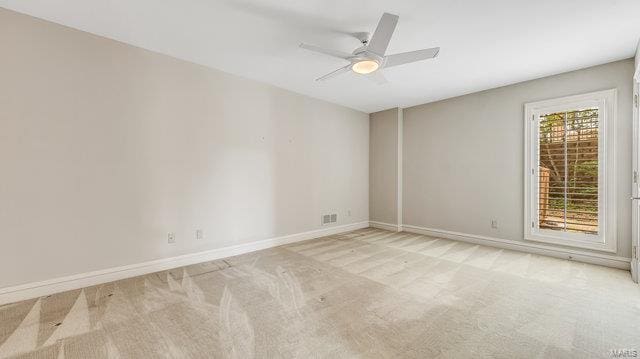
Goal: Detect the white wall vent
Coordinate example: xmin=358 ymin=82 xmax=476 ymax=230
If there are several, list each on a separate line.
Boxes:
xmin=322 ymin=214 xmax=338 ymax=225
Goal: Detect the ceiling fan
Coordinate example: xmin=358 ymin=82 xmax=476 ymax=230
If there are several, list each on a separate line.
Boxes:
xmin=299 ymin=12 xmax=439 ymax=83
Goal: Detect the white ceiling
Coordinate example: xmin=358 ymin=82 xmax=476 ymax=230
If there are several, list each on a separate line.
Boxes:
xmin=1 ymin=0 xmax=639 ymax=113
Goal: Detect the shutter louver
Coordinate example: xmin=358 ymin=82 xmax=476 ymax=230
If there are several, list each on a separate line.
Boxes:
xmin=537 ymin=108 xmax=598 ymax=235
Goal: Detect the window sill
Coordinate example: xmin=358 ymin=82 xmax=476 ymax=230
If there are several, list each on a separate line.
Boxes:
xmin=524 ymin=232 xmax=617 ymax=253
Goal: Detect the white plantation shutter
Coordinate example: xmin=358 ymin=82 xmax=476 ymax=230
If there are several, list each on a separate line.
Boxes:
xmin=537 ymin=108 xmax=599 ymax=234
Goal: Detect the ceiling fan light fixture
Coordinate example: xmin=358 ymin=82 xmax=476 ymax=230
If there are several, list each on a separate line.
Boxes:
xmin=301 ymin=13 xmax=439 ymax=82
xmin=351 ymin=60 xmax=379 ymax=74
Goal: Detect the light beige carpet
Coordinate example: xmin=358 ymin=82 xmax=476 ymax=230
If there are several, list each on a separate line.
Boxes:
xmin=1 ymin=228 xmax=639 ymax=358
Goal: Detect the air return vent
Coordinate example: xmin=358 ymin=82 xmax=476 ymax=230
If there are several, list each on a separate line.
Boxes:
xmin=322 ymin=214 xmax=338 ymax=225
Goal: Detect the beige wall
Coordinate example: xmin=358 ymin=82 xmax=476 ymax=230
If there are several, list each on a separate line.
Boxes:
xmin=402 ymin=59 xmax=634 ymax=258
xmin=0 ymin=9 xmax=369 ymax=288
xmin=369 ymin=109 xmax=399 ymax=225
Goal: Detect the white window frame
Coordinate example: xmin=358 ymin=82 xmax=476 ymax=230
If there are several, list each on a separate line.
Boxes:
xmin=524 ymin=89 xmax=617 ymax=252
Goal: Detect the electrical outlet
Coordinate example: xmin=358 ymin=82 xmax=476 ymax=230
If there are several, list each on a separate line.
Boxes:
xmin=167 ymin=232 xmax=175 ymax=244
xmin=491 ymin=220 xmax=498 ymax=229
xmin=196 ymin=229 xmax=203 ymax=240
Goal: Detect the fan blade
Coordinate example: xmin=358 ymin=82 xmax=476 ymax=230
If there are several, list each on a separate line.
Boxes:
xmin=367 ymin=13 xmax=399 ymax=56
xmin=300 ymin=43 xmax=353 ymax=60
xmin=384 ymin=47 xmax=440 ymax=68
xmin=316 ymin=65 xmax=351 ymax=81
xmin=366 ymin=71 xmax=389 ymax=85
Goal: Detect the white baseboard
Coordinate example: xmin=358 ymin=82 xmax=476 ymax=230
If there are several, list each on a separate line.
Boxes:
xmin=0 ymin=221 xmax=369 ymax=306
xmin=369 ymin=221 xmax=401 ymax=232
xmin=401 ymin=224 xmax=631 ymax=270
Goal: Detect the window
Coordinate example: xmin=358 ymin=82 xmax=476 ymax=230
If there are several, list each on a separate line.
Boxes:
xmin=524 ymin=90 xmax=617 ymax=252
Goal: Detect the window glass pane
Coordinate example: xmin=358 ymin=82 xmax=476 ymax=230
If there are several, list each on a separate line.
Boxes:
xmin=537 ymin=108 xmax=598 ymax=235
